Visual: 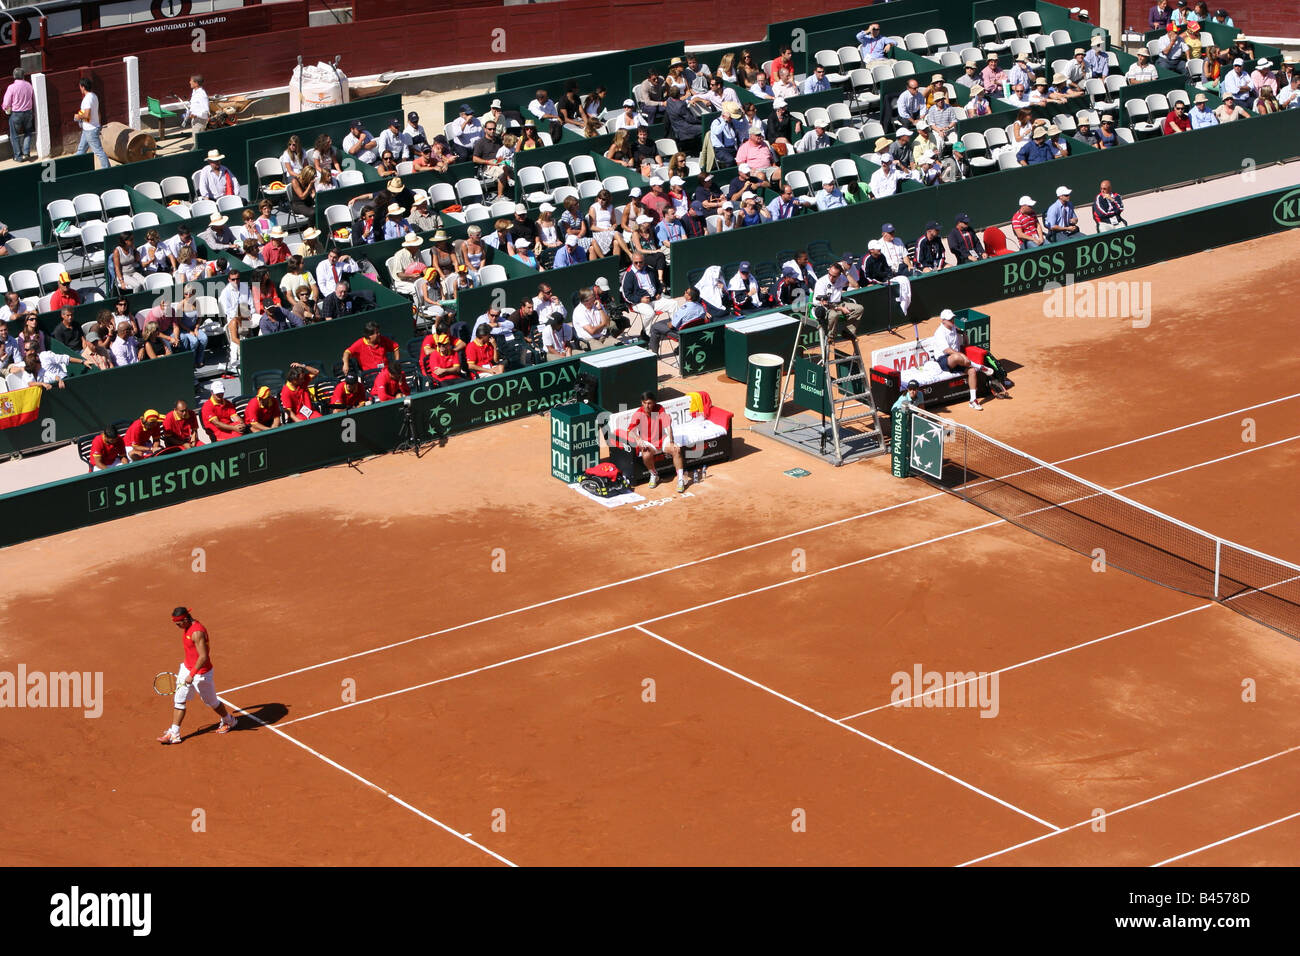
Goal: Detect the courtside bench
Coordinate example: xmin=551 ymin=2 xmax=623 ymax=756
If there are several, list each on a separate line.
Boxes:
xmin=869 ymin=339 xmax=992 ymax=415
xmin=603 ymin=391 xmax=733 ymax=485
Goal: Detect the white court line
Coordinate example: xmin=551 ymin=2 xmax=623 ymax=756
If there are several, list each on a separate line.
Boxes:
xmin=1050 ymin=392 xmax=1300 ymax=469
xmin=1109 ymin=435 xmax=1300 ymax=494
xmin=838 ymin=604 xmax=1215 ymax=722
xmin=277 ymin=633 xmax=608 ymax=727
xmin=277 ymin=522 xmax=1002 ymax=726
xmin=634 ymin=625 xmax=1061 ymax=832
xmin=226 ymin=392 xmax=1297 ymax=695
xmin=1150 ymin=810 xmax=1300 ymax=867
xmin=219 ymin=695 xmax=517 ymax=867
xmin=957 ymin=744 xmax=1300 ymax=866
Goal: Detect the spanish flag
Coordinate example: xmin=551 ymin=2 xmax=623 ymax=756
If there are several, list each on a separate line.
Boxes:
xmin=0 ymin=386 xmax=41 ymax=430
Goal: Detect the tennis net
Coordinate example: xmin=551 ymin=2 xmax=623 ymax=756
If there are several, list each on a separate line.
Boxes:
xmin=906 ymin=406 xmax=1300 ymax=640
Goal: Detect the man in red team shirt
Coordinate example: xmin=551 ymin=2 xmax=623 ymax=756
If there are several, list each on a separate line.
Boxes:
xmin=200 ymin=380 xmax=246 ymax=440
xmin=163 ymin=400 xmax=199 ymax=449
xmin=626 ymin=389 xmax=687 ymax=492
xmin=370 ymin=359 xmax=411 ymax=402
xmin=48 ymin=272 xmax=83 ymax=310
xmin=342 ymin=320 xmax=399 ymax=375
xmin=244 ymin=385 xmax=282 ymax=431
xmin=280 ymin=362 xmax=320 ymax=422
xmin=464 ymin=325 xmax=504 ymax=377
xmin=330 ymin=371 xmax=368 ymax=412
xmin=422 ymin=334 xmax=466 ymax=385
xmin=157 ymin=606 xmax=238 ymax=744
xmin=88 ymin=424 xmax=126 ymax=471
xmin=123 ymin=409 xmax=167 ymax=460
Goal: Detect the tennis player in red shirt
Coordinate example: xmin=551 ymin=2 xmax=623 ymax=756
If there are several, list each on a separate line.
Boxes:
xmin=280 ymin=362 xmax=320 ymax=421
xmin=157 ymin=607 xmax=238 ymax=744
xmin=244 ymin=385 xmax=282 ymax=431
xmin=88 ymin=424 xmax=126 ymax=471
xmin=163 ymin=400 xmax=199 ymax=448
xmin=370 ymin=360 xmax=411 ymax=402
xmin=330 ymin=373 xmax=368 ymax=412
xmin=465 ymin=325 xmax=504 ymax=377
xmin=626 ymin=390 xmax=687 ymax=492
xmin=123 ymin=409 xmax=166 ymax=460
xmin=425 ymin=336 xmax=467 ymax=385
xmin=342 ymin=320 xmax=399 ymax=374
xmin=200 ymin=381 xmax=246 ymax=440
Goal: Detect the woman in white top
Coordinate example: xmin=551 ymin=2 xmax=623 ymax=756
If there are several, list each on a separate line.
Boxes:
xmin=175 ymin=246 xmax=206 ymax=283
xmin=139 ymin=229 xmax=166 ymax=274
xmin=1010 ymin=107 xmax=1034 ymax=143
xmin=280 ymin=134 xmax=306 ymax=180
xmin=586 ymin=189 xmax=632 ymax=260
xmin=716 ymin=53 xmax=737 ymax=84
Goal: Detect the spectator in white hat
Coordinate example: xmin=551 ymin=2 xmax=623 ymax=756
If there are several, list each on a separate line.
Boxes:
xmin=196 ymin=149 xmax=240 ymax=200
xmin=1011 ymin=196 xmax=1045 ymax=249
xmin=734 ymin=125 xmax=782 ymax=183
xmin=1044 ymin=187 xmax=1080 ymax=242
xmin=613 ymin=97 xmax=648 ymax=132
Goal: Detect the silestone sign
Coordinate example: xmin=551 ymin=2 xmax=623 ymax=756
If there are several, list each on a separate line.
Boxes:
xmin=86 ymin=447 xmax=267 ymax=515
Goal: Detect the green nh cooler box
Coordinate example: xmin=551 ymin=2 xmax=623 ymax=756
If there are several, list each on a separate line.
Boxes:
xmin=724 ymin=313 xmax=801 ymax=382
xmin=550 ymin=402 xmax=601 ymax=482
xmin=579 ymin=345 xmax=657 ymax=413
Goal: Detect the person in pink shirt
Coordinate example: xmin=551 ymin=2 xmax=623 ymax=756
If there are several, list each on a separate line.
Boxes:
xmin=3 ymin=68 xmax=35 ymax=162
xmin=733 ymin=125 xmax=782 ymax=183
xmin=1251 ymin=58 xmax=1280 ymax=95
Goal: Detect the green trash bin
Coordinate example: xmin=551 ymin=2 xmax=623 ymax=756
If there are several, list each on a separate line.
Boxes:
xmin=745 ymin=352 xmax=784 ymax=421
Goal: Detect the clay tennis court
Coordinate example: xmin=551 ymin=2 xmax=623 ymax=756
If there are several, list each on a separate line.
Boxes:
xmin=3 ymin=231 xmax=1298 ymax=867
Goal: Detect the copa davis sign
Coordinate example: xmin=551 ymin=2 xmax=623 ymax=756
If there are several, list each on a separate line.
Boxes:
xmin=999 ymin=233 xmax=1138 ymax=296
xmin=418 ymin=361 xmax=580 ymax=435
xmin=86 ymin=447 xmax=267 ymax=515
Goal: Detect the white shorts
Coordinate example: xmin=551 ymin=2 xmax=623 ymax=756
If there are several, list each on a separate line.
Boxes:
xmin=174 ymin=665 xmax=221 ymax=709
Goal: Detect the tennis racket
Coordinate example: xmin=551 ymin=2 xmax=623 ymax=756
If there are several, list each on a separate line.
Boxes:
xmin=153 ymin=672 xmax=178 ymax=696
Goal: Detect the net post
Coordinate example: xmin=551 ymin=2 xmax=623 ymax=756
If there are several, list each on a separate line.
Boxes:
xmin=1213 ymin=539 xmax=1221 ymax=600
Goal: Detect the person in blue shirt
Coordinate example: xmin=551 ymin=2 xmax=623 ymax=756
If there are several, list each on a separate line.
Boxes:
xmin=1016 ymin=128 xmax=1057 ymax=165
xmin=802 ymin=64 xmax=831 ymax=95
xmin=1044 ymin=186 xmax=1080 ymax=242
xmin=552 ymin=234 xmax=588 ymax=268
xmin=855 ymin=23 xmax=895 ymax=64
xmin=1188 ymin=91 xmax=1219 ymax=128
xmin=647 ymin=287 xmax=707 ymax=355
xmin=1209 ymin=8 xmax=1234 ymax=27
xmin=655 ymin=205 xmax=686 ymax=247
xmin=815 ymin=179 xmax=846 ymax=210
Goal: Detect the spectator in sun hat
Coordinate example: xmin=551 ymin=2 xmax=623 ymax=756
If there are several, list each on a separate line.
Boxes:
xmin=1011 ymin=195 xmax=1045 ymax=249
xmin=870 ymin=152 xmax=908 ymax=198
xmin=200 ymin=212 xmax=238 ymax=253
xmin=1251 ymin=59 xmax=1280 ymax=96
xmin=1007 ymin=56 xmax=1033 ymax=94
xmin=947 ymin=212 xmax=986 ymax=262
xmin=1017 ymin=126 xmax=1056 ymax=165
xmin=1073 ymin=115 xmax=1101 ymax=147
xmin=924 ymin=90 xmax=961 ymax=141
xmin=1127 ymin=49 xmax=1158 ymax=85
xmin=1188 ymin=91 xmax=1219 ymax=128
xmin=980 ymin=52 xmax=1006 ymax=92
xmin=1085 ymin=36 xmax=1111 ymax=78
xmin=965 ymin=84 xmax=992 ymax=117
xmin=196 ymin=148 xmax=240 ymax=199
xmin=1214 ymin=92 xmax=1251 ymax=122
xmin=888 ymin=127 xmax=915 ymax=168
xmin=448 ymin=103 xmax=483 ymax=160
xmin=1220 ymin=57 xmax=1254 ymax=109
xmin=1096 ymin=114 xmax=1120 ymax=148
xmin=1044 ymin=186 xmax=1080 ymax=242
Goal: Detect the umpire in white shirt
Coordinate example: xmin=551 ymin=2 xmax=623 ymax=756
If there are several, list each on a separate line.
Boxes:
xmin=812 ymin=261 xmax=863 ymax=340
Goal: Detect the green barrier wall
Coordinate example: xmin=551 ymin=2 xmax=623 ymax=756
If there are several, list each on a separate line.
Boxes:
xmin=0 ymin=154 xmax=94 ymax=238
xmin=0 ymin=400 xmax=402 ymax=548
xmin=0 ymin=350 xmax=198 ymax=456
xmin=236 ymin=275 xmax=412 ymax=391
xmin=768 ymin=0 xmax=971 ymax=57
xmin=496 ymin=43 xmax=684 ymax=105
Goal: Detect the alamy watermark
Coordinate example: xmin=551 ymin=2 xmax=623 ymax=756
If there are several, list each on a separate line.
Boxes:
xmin=1042 ymin=274 xmax=1152 ymax=328
xmin=889 ymin=663 xmax=1000 ymax=718
xmin=0 ymin=666 xmax=103 ymax=717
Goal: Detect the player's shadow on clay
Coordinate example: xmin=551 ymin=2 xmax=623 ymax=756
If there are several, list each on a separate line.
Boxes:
xmin=186 ymin=703 xmax=289 ymax=739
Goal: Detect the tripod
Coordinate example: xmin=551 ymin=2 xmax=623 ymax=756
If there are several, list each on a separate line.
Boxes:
xmin=393 ymin=397 xmax=434 ymax=457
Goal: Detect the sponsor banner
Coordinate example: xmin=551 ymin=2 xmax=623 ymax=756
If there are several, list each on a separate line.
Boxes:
xmin=413 ymin=359 xmax=582 ymax=437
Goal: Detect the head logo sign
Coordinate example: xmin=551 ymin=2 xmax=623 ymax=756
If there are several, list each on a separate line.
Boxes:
xmin=1272 ymin=188 xmax=1300 ymax=228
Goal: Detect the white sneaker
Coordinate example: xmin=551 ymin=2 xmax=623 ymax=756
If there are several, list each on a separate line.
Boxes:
xmin=648 ymin=474 xmax=659 ymax=488
xmin=968 ymin=399 xmax=982 ymax=411
xmin=981 ymin=366 xmax=994 ymax=376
